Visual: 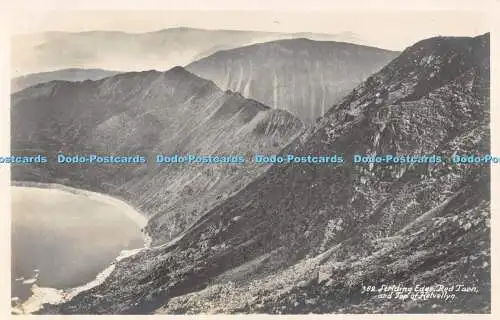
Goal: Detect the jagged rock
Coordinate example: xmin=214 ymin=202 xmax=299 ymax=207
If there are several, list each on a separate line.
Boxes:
xmin=317 ymin=268 xmax=331 ymax=284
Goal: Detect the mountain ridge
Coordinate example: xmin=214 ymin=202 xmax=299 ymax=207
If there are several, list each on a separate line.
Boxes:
xmin=35 ymin=32 xmax=490 ymax=314
xmin=11 ymin=65 xmax=304 ymax=245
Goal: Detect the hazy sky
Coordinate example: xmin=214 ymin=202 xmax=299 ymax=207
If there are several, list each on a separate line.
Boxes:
xmin=6 ymin=1 xmax=491 ymax=50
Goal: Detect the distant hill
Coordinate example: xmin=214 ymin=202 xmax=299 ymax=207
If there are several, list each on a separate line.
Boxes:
xmin=187 ymin=39 xmax=398 ymax=123
xmin=11 ymin=68 xmax=121 ymax=92
xmin=11 ymin=27 xmax=366 ymax=77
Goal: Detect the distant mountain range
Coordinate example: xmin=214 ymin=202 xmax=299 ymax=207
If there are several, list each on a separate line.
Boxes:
xmin=36 ymin=33 xmax=490 ymax=314
xmin=187 ymin=38 xmax=398 ymax=123
xmin=11 ymin=27 xmax=366 ymax=77
xmin=11 ymin=68 xmax=121 ymax=92
xmin=12 ymin=38 xmax=398 ymax=124
xmin=11 ymin=66 xmax=304 ymax=244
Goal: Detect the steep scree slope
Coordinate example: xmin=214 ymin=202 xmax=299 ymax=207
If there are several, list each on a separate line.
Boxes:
xmin=186 ymin=39 xmax=398 ymax=123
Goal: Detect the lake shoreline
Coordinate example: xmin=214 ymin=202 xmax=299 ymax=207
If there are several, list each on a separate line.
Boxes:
xmin=10 ymin=181 xmax=152 ymax=314
xmin=10 ymin=180 xmax=152 ymax=247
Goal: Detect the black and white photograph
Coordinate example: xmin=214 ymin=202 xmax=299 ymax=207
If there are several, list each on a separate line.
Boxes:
xmin=2 ymin=0 xmax=495 ymax=316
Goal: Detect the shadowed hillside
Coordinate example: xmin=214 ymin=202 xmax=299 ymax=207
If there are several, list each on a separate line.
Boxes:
xmin=11 ymin=66 xmax=304 ymax=245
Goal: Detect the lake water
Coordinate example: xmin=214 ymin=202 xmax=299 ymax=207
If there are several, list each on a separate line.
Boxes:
xmin=11 ymin=186 xmax=145 ymax=307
